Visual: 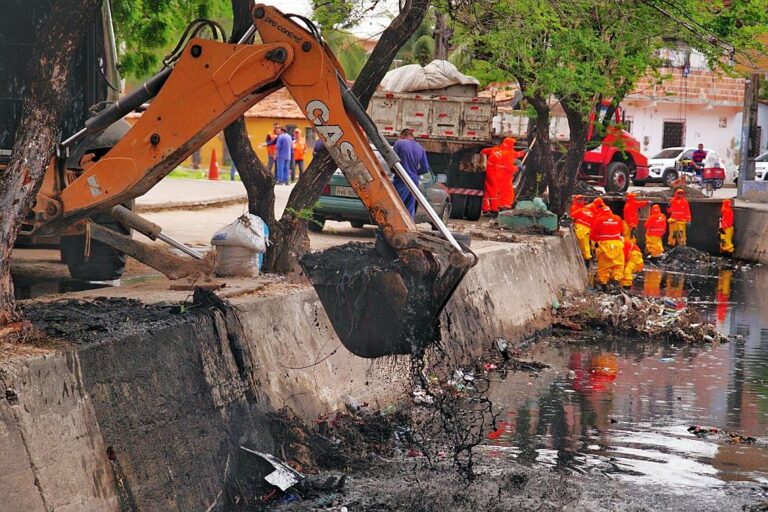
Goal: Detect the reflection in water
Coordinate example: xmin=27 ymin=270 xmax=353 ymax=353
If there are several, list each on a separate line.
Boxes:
xmin=486 ymin=264 xmax=768 ymax=487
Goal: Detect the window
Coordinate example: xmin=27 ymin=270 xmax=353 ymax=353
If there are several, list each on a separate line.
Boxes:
xmin=662 ymin=121 xmax=685 ymax=148
xmin=680 ymin=150 xmax=694 ymax=160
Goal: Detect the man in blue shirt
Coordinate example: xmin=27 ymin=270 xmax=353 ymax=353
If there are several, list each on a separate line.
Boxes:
xmin=392 ymin=128 xmax=430 ymax=218
xmin=275 ymin=127 xmax=293 ymax=185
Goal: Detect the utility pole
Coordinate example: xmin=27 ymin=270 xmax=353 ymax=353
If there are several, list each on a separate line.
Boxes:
xmin=737 ymin=73 xmax=760 ymax=197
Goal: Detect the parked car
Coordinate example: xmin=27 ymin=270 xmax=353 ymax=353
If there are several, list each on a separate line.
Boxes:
xmin=312 ymin=152 xmax=452 ymax=231
xmin=734 ymin=152 xmax=768 ymax=184
xmin=645 ymin=147 xmax=728 ymax=186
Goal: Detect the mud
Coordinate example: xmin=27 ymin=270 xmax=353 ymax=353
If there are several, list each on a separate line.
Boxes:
xmin=656 ymin=245 xmax=737 ymax=272
xmin=21 ymin=297 xmax=185 ymax=345
xmin=300 ymin=242 xmax=440 ymax=358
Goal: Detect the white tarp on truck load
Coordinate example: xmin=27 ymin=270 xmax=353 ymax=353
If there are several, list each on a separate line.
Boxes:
xmin=380 ymin=60 xmax=480 ymax=93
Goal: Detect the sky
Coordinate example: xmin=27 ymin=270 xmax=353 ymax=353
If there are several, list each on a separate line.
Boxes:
xmin=259 ymin=0 xmax=399 ymax=38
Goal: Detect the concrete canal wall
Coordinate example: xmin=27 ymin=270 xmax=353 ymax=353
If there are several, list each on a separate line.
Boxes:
xmin=0 ymin=233 xmax=587 ymax=511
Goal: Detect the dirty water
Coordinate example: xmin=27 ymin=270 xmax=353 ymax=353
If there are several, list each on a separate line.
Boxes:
xmin=484 ymin=263 xmax=768 ymax=491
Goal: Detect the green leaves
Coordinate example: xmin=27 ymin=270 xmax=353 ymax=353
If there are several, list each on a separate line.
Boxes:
xmin=112 ymin=0 xmax=231 ymax=79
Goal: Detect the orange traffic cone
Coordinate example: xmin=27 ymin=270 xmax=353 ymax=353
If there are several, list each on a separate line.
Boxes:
xmin=208 ymin=149 xmax=220 ymax=180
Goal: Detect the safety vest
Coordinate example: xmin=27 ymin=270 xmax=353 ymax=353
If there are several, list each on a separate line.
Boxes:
xmin=592 ymin=214 xmax=623 ymax=241
xmin=645 ymin=212 xmax=667 ymax=236
xmin=669 ymin=197 xmax=691 ymax=222
xmin=573 ymin=204 xmax=597 ymax=228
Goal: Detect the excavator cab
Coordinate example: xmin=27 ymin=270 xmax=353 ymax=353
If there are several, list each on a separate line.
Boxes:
xmin=23 ymin=4 xmax=477 ymax=358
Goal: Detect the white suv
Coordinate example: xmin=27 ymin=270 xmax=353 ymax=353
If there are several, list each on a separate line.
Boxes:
xmin=645 ymin=147 xmax=727 ymax=186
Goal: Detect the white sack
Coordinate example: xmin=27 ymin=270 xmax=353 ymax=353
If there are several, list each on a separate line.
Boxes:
xmin=379 ymin=60 xmax=480 ymax=93
xmin=211 ymin=214 xmax=268 ymax=277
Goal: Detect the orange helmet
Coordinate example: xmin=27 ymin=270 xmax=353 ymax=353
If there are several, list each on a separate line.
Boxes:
xmin=651 ymin=204 xmax=661 ymax=214
xmin=721 ymin=200 xmax=732 ymax=212
xmin=592 ymin=197 xmax=605 ymax=208
xmin=674 ymin=188 xmax=685 ymax=197
xmin=626 ymin=192 xmax=635 ymax=201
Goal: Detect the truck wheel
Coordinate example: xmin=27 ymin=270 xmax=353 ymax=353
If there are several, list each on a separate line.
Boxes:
xmin=60 ymin=208 xmax=131 ymax=281
xmin=465 ymin=195 xmax=482 ymax=221
xmin=309 ymin=215 xmax=326 ymax=233
xmin=431 ymin=201 xmax=452 ymax=230
xmin=605 ymin=162 xmax=630 ymax=193
xmin=450 ymin=194 xmax=467 ymax=219
xmin=662 ymin=169 xmax=679 ymax=187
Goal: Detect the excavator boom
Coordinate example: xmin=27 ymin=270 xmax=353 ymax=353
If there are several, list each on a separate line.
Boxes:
xmin=29 ymin=4 xmax=476 ymax=358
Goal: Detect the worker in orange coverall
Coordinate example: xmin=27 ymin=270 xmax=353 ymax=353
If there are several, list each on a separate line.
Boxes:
xmin=572 ymin=197 xmax=603 ymax=264
xmin=719 ymin=200 xmax=735 ymax=256
xmin=622 ymin=193 xmax=649 ymax=242
xmin=667 ymin=188 xmax=691 ymax=247
xmin=570 ymin=195 xmax=586 ymax=218
xmin=644 ymin=204 xmax=667 ymax=258
xmin=497 ymin=137 xmax=526 ymax=210
xmin=621 ymin=240 xmax=644 ymax=288
xmin=590 ymin=208 xmax=625 ymax=288
xmin=481 ymin=145 xmax=503 ymax=217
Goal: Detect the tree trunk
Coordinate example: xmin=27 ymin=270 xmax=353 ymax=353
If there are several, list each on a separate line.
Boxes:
xmin=263 ymin=0 xmax=431 ymax=274
xmin=0 ymin=0 xmax=101 ymax=326
xmin=555 ymin=97 xmax=589 ymax=216
xmin=224 ymin=0 xmax=276 ymax=229
xmin=529 ymin=94 xmax=557 ymax=211
xmin=433 ymin=11 xmax=452 ymax=60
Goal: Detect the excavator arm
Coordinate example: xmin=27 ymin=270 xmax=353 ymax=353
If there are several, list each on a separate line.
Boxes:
xmin=29 ymin=5 xmax=476 ymax=357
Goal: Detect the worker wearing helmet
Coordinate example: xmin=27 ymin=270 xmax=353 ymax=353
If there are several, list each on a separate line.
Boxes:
xmin=667 ymin=189 xmax=691 ymax=247
xmin=622 ymin=193 xmax=649 ymax=242
xmin=620 ymin=240 xmax=644 ymax=288
xmin=719 ymin=200 xmax=735 ymax=256
xmin=497 ymin=137 xmax=526 ymax=210
xmin=481 ymin=145 xmax=503 ymax=217
xmin=590 ymin=207 xmax=625 ymax=288
xmin=644 ymin=204 xmax=667 ymax=258
xmin=572 ymin=197 xmax=602 ymax=264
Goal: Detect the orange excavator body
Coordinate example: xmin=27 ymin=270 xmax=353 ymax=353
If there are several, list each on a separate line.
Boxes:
xmin=24 ymin=5 xmax=476 ymax=358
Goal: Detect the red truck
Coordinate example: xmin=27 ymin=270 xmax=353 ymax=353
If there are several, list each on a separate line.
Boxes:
xmin=578 ymin=101 xmax=650 ymax=192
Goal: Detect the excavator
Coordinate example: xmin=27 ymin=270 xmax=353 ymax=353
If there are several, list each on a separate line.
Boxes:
xmin=9 ymin=4 xmax=477 ymax=358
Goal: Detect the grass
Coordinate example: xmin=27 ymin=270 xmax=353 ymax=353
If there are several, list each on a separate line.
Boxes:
xmin=167 ymin=166 xmax=242 ymax=181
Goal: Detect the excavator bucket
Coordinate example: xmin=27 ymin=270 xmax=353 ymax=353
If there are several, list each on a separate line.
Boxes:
xmin=301 ymin=242 xmax=459 ymax=358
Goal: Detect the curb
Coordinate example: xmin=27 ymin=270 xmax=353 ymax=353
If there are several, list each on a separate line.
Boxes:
xmin=134 ymin=195 xmax=248 ymax=213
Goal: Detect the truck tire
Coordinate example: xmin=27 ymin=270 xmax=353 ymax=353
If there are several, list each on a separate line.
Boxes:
xmin=450 ymin=194 xmax=467 ymax=219
xmin=606 ymin=162 xmax=630 ymax=193
xmin=465 ymin=195 xmax=482 ymax=221
xmin=60 ymin=207 xmax=131 ymax=281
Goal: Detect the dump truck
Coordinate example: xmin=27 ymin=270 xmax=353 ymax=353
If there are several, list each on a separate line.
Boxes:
xmin=368 ymin=85 xmax=496 ymax=221
xmin=2 ymin=3 xmax=476 ymax=358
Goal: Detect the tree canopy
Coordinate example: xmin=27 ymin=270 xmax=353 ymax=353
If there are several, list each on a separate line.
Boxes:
xmin=112 ymin=0 xmax=231 ymax=78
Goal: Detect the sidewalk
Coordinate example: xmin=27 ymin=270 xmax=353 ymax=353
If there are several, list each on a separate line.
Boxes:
xmin=135 ymin=178 xmax=247 ymax=212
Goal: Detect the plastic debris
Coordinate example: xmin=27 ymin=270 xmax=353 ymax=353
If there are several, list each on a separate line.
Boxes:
xmin=554 ymin=291 xmax=728 ymax=344
xmin=240 ymin=446 xmax=304 ymax=491
xmin=412 ymin=387 xmax=434 ymax=405
xmin=659 ymin=357 xmax=676 ymax=363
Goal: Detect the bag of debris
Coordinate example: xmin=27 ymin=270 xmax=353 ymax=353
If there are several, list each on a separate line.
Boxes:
xmin=210 ymin=214 xmax=269 ymax=277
